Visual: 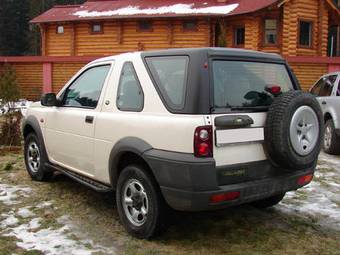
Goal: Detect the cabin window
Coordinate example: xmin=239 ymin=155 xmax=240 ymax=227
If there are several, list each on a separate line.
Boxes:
xmin=117 ymin=62 xmax=144 ymax=112
xmin=234 ymin=26 xmax=245 ymax=46
xmin=56 ymin=25 xmax=64 ymax=34
xmin=138 ymin=21 xmax=153 ymax=32
xmin=63 ymin=65 xmax=111 ymax=109
xmin=264 ymin=19 xmax=278 ymax=45
xmin=299 ymin=20 xmax=313 ymax=47
xmin=91 ymin=23 xmax=103 ymax=34
xmin=183 ymin=20 xmax=198 ymax=31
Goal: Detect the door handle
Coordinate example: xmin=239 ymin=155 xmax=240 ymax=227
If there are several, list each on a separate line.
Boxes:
xmin=215 ymin=115 xmax=254 ymax=128
xmin=85 ymin=116 xmax=94 ymax=124
xmin=322 ymin=101 xmax=327 ymax=105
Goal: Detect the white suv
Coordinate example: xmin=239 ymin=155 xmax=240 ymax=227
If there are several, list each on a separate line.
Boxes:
xmin=23 ymin=48 xmax=323 ymax=239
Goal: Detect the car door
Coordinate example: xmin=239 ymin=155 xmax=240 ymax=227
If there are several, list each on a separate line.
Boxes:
xmin=44 ymin=64 xmax=112 ymax=177
xmin=312 ymin=75 xmax=338 ymax=115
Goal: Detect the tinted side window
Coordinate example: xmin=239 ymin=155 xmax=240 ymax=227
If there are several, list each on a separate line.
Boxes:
xmin=319 ymin=75 xmax=337 ymax=97
xmin=311 ymin=79 xmax=324 ymax=96
xmin=63 ymin=65 xmax=110 ymax=108
xmin=145 ymin=56 xmax=189 ymax=109
xmin=116 ymin=62 xmax=144 ymax=112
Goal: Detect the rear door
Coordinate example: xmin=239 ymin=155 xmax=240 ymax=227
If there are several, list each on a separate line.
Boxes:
xmin=209 ymin=60 xmax=294 ymax=167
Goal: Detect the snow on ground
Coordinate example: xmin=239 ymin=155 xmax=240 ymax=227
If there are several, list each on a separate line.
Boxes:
xmin=74 ymin=3 xmax=239 ymax=17
xmin=277 ymin=152 xmax=340 ymax=230
xmin=0 ymin=184 xmax=116 ymax=255
xmin=17 ymin=207 xmax=35 ymax=218
xmin=0 ymin=184 xmax=32 ymax=205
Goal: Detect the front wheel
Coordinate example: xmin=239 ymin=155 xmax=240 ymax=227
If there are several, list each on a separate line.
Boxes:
xmin=323 ymin=119 xmax=340 ymax=155
xmin=116 ymin=165 xmax=166 ymax=239
xmin=24 ymin=133 xmax=53 ymax=181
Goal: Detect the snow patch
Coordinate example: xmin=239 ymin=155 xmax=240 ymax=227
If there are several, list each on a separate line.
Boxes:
xmin=277 ymin=152 xmax=340 ymax=230
xmin=73 ymin=3 xmax=239 ymax=17
xmin=1 ymin=212 xmax=19 ymax=228
xmin=35 ymin=201 xmax=53 ymax=209
xmin=17 ymin=207 xmax=35 ymax=218
xmin=0 ymin=184 xmax=32 ymax=205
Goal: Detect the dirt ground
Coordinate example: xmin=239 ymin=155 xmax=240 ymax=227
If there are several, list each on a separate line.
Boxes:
xmin=0 ymin=150 xmax=339 ymax=255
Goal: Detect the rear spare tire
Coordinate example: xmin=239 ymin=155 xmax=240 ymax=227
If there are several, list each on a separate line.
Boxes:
xmin=265 ymin=91 xmax=323 ymax=170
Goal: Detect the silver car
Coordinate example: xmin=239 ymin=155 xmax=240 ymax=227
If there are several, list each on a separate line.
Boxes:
xmin=310 ymin=72 xmax=340 ymax=154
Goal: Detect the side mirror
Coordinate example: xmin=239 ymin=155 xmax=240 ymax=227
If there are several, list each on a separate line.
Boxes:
xmin=41 ymin=93 xmax=58 ymax=107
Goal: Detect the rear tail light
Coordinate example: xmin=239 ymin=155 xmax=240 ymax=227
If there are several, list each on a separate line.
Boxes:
xmin=298 ymin=174 xmax=313 ymax=186
xmin=194 ymin=126 xmax=213 ymax=157
xmin=210 ymin=191 xmax=240 ymax=203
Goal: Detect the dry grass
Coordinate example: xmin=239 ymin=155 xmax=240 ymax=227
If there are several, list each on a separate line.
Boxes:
xmin=0 ymin=151 xmax=339 ymax=255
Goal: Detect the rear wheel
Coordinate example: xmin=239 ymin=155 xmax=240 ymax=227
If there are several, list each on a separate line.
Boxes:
xmin=251 ymin=193 xmax=286 ymax=208
xmin=24 ymin=133 xmax=53 ymax=181
xmin=116 ymin=165 xmax=166 ymax=239
xmin=323 ymin=119 xmax=340 ymax=155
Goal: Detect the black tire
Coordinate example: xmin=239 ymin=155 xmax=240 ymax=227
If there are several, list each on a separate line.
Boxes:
xmin=24 ymin=133 xmax=53 ymax=181
xmin=116 ymin=165 xmax=166 ymax=239
xmin=251 ymin=193 xmax=286 ymax=209
xmin=323 ymin=119 xmax=340 ymax=155
xmin=265 ymin=91 xmax=323 ymax=170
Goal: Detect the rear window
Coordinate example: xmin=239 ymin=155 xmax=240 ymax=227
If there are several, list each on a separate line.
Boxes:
xmin=145 ymin=56 xmax=189 ymax=109
xmin=212 ymin=61 xmax=293 ymax=111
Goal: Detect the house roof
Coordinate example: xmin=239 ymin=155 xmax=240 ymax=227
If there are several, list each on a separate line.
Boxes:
xmin=31 ymin=0 xmax=280 ymax=24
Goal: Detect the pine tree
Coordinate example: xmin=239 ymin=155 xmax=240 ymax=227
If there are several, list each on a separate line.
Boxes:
xmin=0 ymin=64 xmax=21 ymax=107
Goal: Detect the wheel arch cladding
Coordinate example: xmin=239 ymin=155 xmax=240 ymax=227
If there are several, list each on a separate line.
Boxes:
xmin=109 ymin=137 xmax=154 ymax=188
xmin=23 ymin=116 xmax=48 ymax=157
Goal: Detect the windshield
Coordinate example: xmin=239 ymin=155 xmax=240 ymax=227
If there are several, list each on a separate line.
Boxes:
xmin=212 ymin=61 xmax=293 ymax=111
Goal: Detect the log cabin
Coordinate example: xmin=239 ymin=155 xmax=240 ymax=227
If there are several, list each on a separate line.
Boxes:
xmin=0 ymin=0 xmax=340 ymax=100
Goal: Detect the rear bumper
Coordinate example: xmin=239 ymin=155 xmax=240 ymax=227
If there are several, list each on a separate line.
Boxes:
xmin=144 ymin=149 xmax=314 ymax=211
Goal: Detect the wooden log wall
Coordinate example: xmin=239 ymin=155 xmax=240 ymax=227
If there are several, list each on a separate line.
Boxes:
xmin=52 ymin=62 xmax=85 ymax=93
xmin=282 ymin=0 xmax=329 ymax=57
xmin=0 ymin=63 xmax=43 ymax=100
xmin=289 ymin=62 xmax=329 ymax=90
xmin=45 ymin=18 xmax=210 ymax=56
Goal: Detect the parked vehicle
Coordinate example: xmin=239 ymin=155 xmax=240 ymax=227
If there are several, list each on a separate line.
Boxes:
xmin=310 ymin=72 xmax=340 ymax=154
xmin=22 ymin=48 xmax=323 ymax=239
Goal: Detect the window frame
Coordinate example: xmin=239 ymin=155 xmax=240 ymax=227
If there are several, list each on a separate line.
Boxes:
xmin=182 ymin=20 xmax=198 ymax=32
xmin=298 ymin=19 xmax=314 ymax=49
xmin=137 ymin=20 xmax=153 ymax=32
xmin=60 ymin=64 xmax=111 ymax=110
xmin=56 ymin=25 xmax=64 ymax=34
xmin=263 ymin=18 xmax=279 ymax=46
xmin=90 ymin=23 xmax=103 ymax=34
xmin=233 ymin=25 xmax=245 ymax=47
xmin=116 ymin=62 xmax=144 ymax=112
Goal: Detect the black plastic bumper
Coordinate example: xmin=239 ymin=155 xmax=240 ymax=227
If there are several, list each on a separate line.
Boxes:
xmin=144 ymin=149 xmax=314 ymax=211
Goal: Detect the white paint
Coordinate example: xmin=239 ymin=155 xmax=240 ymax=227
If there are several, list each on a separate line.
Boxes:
xmin=216 ymin=128 xmax=264 ymax=146
xmin=73 ymin=3 xmax=239 ymax=17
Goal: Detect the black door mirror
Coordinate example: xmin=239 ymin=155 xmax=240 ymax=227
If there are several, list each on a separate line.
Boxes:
xmin=41 ymin=93 xmax=58 ymax=107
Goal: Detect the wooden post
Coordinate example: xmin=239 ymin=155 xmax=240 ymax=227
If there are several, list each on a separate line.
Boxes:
xmin=318 ymin=0 xmax=324 ymax=56
xmin=39 ymin=24 xmax=47 ymax=56
xmin=70 ymin=23 xmax=76 ymax=56
xmin=42 ymin=62 xmax=52 ymax=93
xmin=167 ymin=20 xmax=174 ymax=45
xmin=117 ymin=20 xmax=123 ymax=44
